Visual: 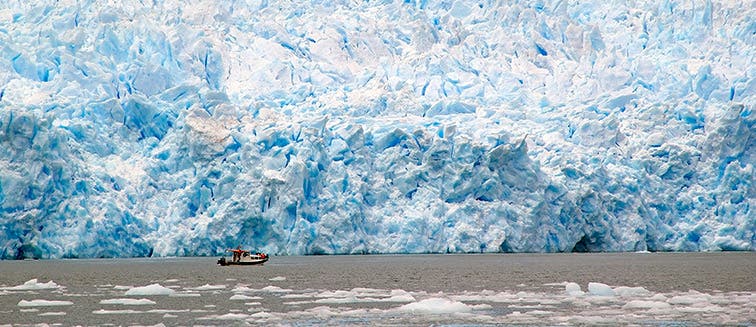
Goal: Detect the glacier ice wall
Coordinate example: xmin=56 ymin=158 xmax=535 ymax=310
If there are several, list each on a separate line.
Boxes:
xmin=0 ymin=0 xmax=753 ymax=258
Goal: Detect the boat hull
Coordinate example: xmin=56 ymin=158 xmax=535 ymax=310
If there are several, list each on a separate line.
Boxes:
xmin=217 ymin=256 xmax=268 ymax=266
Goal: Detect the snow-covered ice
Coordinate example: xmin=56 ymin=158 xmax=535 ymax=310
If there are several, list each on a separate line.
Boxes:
xmin=0 ymin=0 xmax=753 ymax=258
xmin=564 ymin=282 xmax=585 ymax=296
xmin=124 ymin=284 xmax=175 ymax=296
xmin=92 ymin=309 xmax=142 ymax=315
xmin=229 ymin=294 xmax=262 ymax=301
xmin=17 ymin=299 xmax=73 ymax=307
xmin=3 ymin=276 xmax=754 ymax=326
xmin=2 ymin=279 xmax=61 ymax=291
xmin=100 ymin=298 xmax=157 ymax=305
xmin=398 ymin=298 xmax=474 ymax=314
xmin=189 ymin=284 xmax=225 ymax=291
xmin=587 ymin=282 xmax=615 ymax=296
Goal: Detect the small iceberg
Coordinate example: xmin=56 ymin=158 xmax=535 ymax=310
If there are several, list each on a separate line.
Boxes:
xmin=3 ymin=279 xmax=61 ymax=291
xmin=125 ymin=284 xmax=175 ymax=296
xmin=18 ymin=299 xmax=73 ymax=307
xmin=100 ymin=298 xmax=156 ymax=305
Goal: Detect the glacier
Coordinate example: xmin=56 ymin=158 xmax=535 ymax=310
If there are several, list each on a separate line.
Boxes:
xmin=0 ymin=0 xmax=753 ymax=259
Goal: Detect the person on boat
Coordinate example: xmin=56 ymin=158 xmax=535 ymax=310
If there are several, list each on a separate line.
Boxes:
xmin=231 ymin=246 xmax=243 ymax=262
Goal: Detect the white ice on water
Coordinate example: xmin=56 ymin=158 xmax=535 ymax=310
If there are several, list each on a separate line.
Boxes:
xmin=188 ymin=284 xmax=226 ymax=291
xmin=17 ymin=299 xmax=73 ymax=307
xmin=587 ymin=282 xmax=615 ymax=296
xmin=1 ymin=279 xmax=61 ymax=291
xmin=398 ymin=297 xmax=475 ymax=314
xmin=0 ymin=0 xmax=753 ymax=258
xmin=124 ymin=284 xmax=175 ymax=296
xmin=4 ymin=277 xmax=753 ymax=325
xmin=250 ymin=282 xmax=754 ymax=325
xmin=229 ymin=294 xmax=262 ymax=301
xmin=100 ymin=298 xmax=157 ymax=305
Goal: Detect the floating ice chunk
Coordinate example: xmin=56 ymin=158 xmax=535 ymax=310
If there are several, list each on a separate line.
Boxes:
xmin=168 ymin=292 xmax=201 ymax=297
xmin=100 ymin=298 xmax=156 ymax=305
xmin=622 ymin=300 xmax=671 ymax=309
xmin=198 ymin=313 xmax=250 ymax=320
xmin=18 ymin=300 xmax=73 ymax=307
xmin=231 ymin=285 xmax=291 ymax=293
xmin=250 ymin=311 xmax=273 ymax=319
xmin=230 ymin=294 xmax=262 ymax=301
xmin=667 ymin=292 xmax=712 ymax=305
xmin=190 ymin=284 xmax=226 ymax=291
xmin=613 ymin=286 xmax=652 ymax=297
xmin=148 ymin=309 xmax=190 ymax=314
xmin=92 ymin=309 xmax=142 ymax=314
xmin=3 ymin=279 xmax=61 ymax=290
xmin=587 ymin=283 xmax=615 ymax=296
xmin=384 ymin=290 xmax=416 ymax=302
xmin=314 ymin=296 xmax=359 ymax=304
xmin=269 ymin=276 xmax=286 ymax=282
xmin=398 ymin=298 xmax=473 ymax=314
xmin=125 ymin=284 xmax=175 ymax=296
xmin=524 ymin=310 xmax=553 ymax=316
xmin=564 ymin=282 xmax=585 ymax=296
xmin=231 ymin=286 xmax=254 ymax=293
xmin=259 ymin=286 xmax=292 ymax=293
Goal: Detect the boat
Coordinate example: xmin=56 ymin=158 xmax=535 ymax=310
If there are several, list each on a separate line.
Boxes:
xmin=217 ymin=248 xmax=268 ymax=266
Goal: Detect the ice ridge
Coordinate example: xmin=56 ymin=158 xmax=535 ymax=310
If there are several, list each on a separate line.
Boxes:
xmin=0 ymin=0 xmax=753 ymax=258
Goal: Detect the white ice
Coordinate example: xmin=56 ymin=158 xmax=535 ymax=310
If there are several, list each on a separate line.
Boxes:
xmin=233 ymin=282 xmax=755 ymax=325
xmin=100 ymin=298 xmax=156 ymax=305
xmin=124 ymin=284 xmax=175 ymax=296
xmin=229 ymin=294 xmax=262 ymax=301
xmin=2 ymin=279 xmax=61 ymax=291
xmin=398 ymin=298 xmax=475 ymax=314
xmin=17 ymin=299 xmax=73 ymax=307
xmin=189 ymin=284 xmax=226 ymax=291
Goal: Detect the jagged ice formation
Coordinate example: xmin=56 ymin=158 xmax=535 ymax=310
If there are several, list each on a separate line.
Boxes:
xmin=0 ymin=0 xmax=753 ymax=258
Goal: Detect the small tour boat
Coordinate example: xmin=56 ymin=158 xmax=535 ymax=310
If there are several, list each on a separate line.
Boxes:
xmin=217 ymin=248 xmax=268 ymax=266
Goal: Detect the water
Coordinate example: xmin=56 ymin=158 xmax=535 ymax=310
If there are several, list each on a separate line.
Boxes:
xmin=0 ymin=252 xmax=753 ymax=326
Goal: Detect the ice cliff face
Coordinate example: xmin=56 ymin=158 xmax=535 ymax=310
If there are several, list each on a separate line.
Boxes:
xmin=0 ymin=0 xmax=753 ymax=258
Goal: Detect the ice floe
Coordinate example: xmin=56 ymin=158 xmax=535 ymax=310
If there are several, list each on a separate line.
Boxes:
xmin=100 ymin=298 xmax=156 ymax=305
xmin=17 ymin=300 xmax=73 ymax=307
xmin=189 ymin=284 xmax=226 ymax=291
xmin=2 ymin=279 xmax=61 ymax=291
xmin=124 ymin=284 xmax=175 ymax=296
xmin=398 ymin=298 xmax=474 ymax=314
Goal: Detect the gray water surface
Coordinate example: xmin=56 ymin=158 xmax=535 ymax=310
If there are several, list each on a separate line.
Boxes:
xmin=1 ymin=252 xmax=754 ymax=326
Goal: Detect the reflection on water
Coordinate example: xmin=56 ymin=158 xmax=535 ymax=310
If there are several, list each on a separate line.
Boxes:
xmin=0 ymin=253 xmax=753 ymax=326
